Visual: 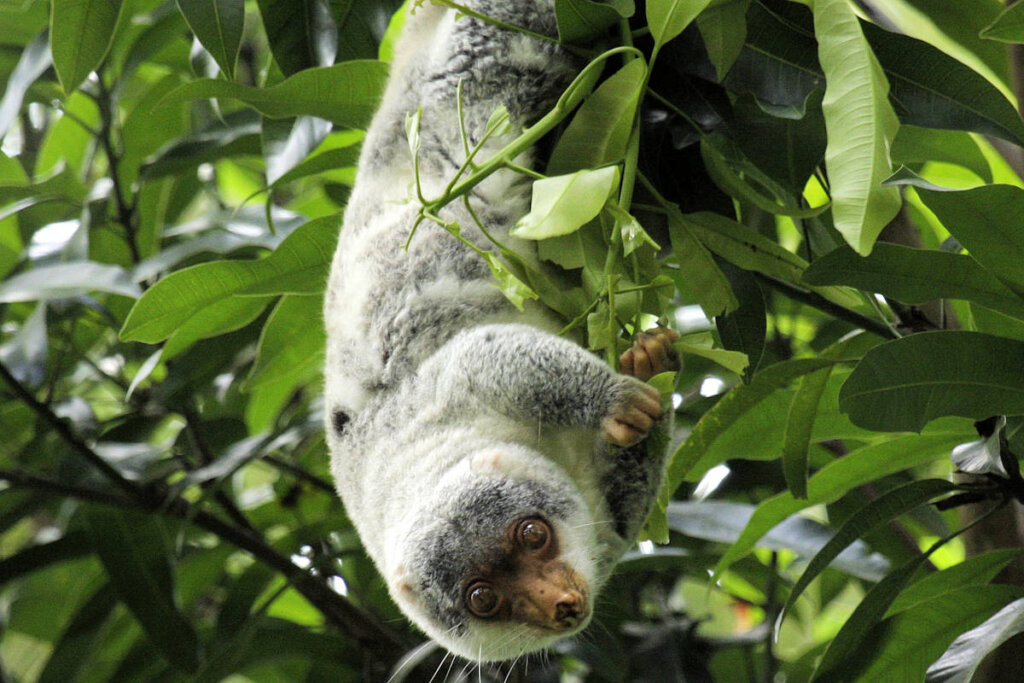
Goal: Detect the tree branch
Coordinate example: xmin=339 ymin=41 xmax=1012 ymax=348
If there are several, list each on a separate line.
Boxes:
xmin=0 ymin=359 xmax=139 ymax=498
xmin=0 ymin=466 xmax=411 ymax=662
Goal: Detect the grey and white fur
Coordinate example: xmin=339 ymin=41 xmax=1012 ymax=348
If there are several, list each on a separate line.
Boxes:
xmin=323 ymin=0 xmax=671 ymax=662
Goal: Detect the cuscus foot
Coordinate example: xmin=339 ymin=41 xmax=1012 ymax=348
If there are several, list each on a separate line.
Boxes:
xmin=600 ymin=327 xmax=680 ymax=447
xmin=601 ymin=379 xmax=663 ymax=447
xmin=619 ymin=327 xmax=680 ymax=382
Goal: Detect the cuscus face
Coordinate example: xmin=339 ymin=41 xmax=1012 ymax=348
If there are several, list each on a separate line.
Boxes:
xmin=388 ymin=471 xmax=600 ymax=662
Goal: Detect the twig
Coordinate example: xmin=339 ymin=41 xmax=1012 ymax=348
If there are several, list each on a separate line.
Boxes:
xmin=752 ymin=273 xmax=899 ymax=340
xmin=0 ymin=358 xmax=139 ymax=498
xmin=94 ymin=77 xmax=140 ymax=263
xmin=0 ymin=466 xmax=411 ymax=661
xmin=263 ymin=455 xmax=336 ymax=494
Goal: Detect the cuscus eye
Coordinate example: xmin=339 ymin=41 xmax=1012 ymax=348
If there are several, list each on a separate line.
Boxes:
xmin=516 ymin=518 xmax=551 ymax=551
xmin=465 ymin=582 xmax=501 ymax=618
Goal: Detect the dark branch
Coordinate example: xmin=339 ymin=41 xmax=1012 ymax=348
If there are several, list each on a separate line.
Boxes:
xmin=753 ymin=273 xmax=899 ymax=340
xmin=0 ymin=359 xmax=139 ymax=498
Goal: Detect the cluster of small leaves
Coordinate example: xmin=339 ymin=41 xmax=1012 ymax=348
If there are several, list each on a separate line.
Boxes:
xmin=4 ymin=0 xmax=1024 ymax=681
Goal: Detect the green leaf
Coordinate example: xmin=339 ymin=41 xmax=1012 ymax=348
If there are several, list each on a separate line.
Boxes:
xmin=262 ymin=116 xmax=332 ymax=185
xmin=834 ymin=586 xmax=1024 ymax=683
xmin=675 ymin=335 xmax=750 ymax=376
xmin=121 ymin=215 xmax=340 ymax=343
xmin=160 ymin=61 xmax=389 ymax=128
xmin=0 ymin=262 xmax=141 ymax=302
xmin=839 ymin=331 xmax=1024 ymax=432
xmin=268 ymin=144 xmax=361 ymax=189
xmin=711 ymin=432 xmax=969 ymax=579
xmin=927 ymin=597 xmax=1024 ymax=682
xmin=512 ymin=167 xmax=620 ymax=239
xmin=811 ymin=549 xmax=947 ymax=682
xmin=813 ymin=0 xmax=901 ymax=255
xmin=700 ymin=138 xmax=829 ymax=218
xmin=248 ymin=294 xmax=325 ymax=387
xmin=329 ymin=0 xmax=404 ymax=63
xmin=1 ymin=33 xmax=50 ymax=149
xmin=38 ymin=585 xmax=117 ymax=683
xmin=695 ymin=0 xmax=748 ymax=81
xmin=548 ymin=58 xmax=646 ymax=175
xmin=982 ymin=2 xmax=1024 ymax=43
xmin=782 ymin=479 xmax=955 ymax=621
xmin=914 ymin=185 xmax=1024 ymax=299
xmin=681 ymin=211 xmax=808 ymax=285
xmin=803 ymin=244 xmax=1024 ymax=322
xmin=162 ymin=295 xmax=272 ymax=359
xmin=176 ymin=0 xmax=244 ymax=79
xmin=256 ymin=0 xmax=337 ymax=75
xmin=731 ymin=90 xmax=827 ymax=196
xmin=863 ymin=23 xmax=1024 ymax=147
xmin=606 ymin=203 xmax=658 ymax=256
xmin=647 ymin=0 xmax=713 ymax=49
xmin=781 ymin=365 xmax=832 ymax=499
xmin=714 ymin=265 xmax=765 ymax=381
xmin=891 ymin=125 xmax=992 ymax=184
xmin=889 ymin=549 xmax=1024 ymax=615
xmin=554 ymin=0 xmax=633 ymax=44
xmin=667 ymin=500 xmax=889 ymax=581
xmin=481 ymin=251 xmax=538 ymax=311
xmin=665 ymin=208 xmax=738 ymax=319
xmin=85 ymin=507 xmax=200 ymax=673
xmin=662 ymin=358 xmax=837 ymax=505
xmin=141 ymin=110 xmax=262 ymax=181
xmin=50 ymin=0 xmax=124 ymax=93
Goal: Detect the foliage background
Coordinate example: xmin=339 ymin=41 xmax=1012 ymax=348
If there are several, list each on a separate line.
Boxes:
xmin=2 ymin=0 xmax=1024 ymax=681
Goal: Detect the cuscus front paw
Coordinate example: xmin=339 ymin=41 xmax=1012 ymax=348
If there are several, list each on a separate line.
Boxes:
xmin=601 ymin=379 xmax=663 ymax=447
xmin=619 ymin=327 xmax=680 ymax=382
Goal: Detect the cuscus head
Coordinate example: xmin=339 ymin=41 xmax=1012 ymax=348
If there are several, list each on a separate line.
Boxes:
xmin=386 ymin=447 xmax=601 ymax=662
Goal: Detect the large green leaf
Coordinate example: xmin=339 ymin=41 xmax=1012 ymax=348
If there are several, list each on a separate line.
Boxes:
xmin=682 ymin=211 xmax=807 ymax=288
xmin=927 ymin=598 xmax=1024 ymax=682
xmin=512 ymin=167 xmax=620 ymax=239
xmin=844 ymin=586 xmax=1024 ymax=683
xmin=547 ymin=58 xmax=645 ymax=175
xmin=50 ymin=0 xmax=124 ymax=93
xmin=803 ymin=243 xmax=1024 ymax=322
xmin=329 ymin=0 xmax=405 ymax=63
xmin=981 ymin=2 xmax=1024 ymax=43
xmin=257 ymin=0 xmax=337 ymax=75
xmin=647 ymin=0 xmax=713 ymax=50
xmin=891 ymin=125 xmax=992 ymax=183
xmin=121 ymin=215 xmax=340 ymax=343
xmin=248 ymin=294 xmax=325 ymax=387
xmin=711 ymin=432 xmax=969 ymax=578
xmin=863 ymin=23 xmax=1024 ymax=147
xmin=695 ymin=0 xmax=748 ymax=81
xmin=162 ymin=295 xmax=273 ymax=359
xmin=85 ymin=507 xmax=200 ymax=673
xmin=161 ymin=61 xmax=389 ymax=128
xmin=140 ymin=110 xmax=262 ymax=181
xmin=914 ymin=185 xmax=1024 ymax=299
xmin=813 ymin=0 xmax=901 ymax=255
xmin=889 ymin=549 xmax=1024 ymax=615
xmin=38 ymin=585 xmax=117 ymax=683
xmin=554 ymin=0 xmax=633 ymax=44
xmin=176 ymin=0 xmax=244 ymax=79
xmin=665 ymin=208 xmax=738 ymax=319
xmin=839 ymin=331 xmax=1024 ymax=432
xmin=782 ymin=479 xmax=955 ymax=620
xmin=662 ymin=358 xmax=836 ymax=503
